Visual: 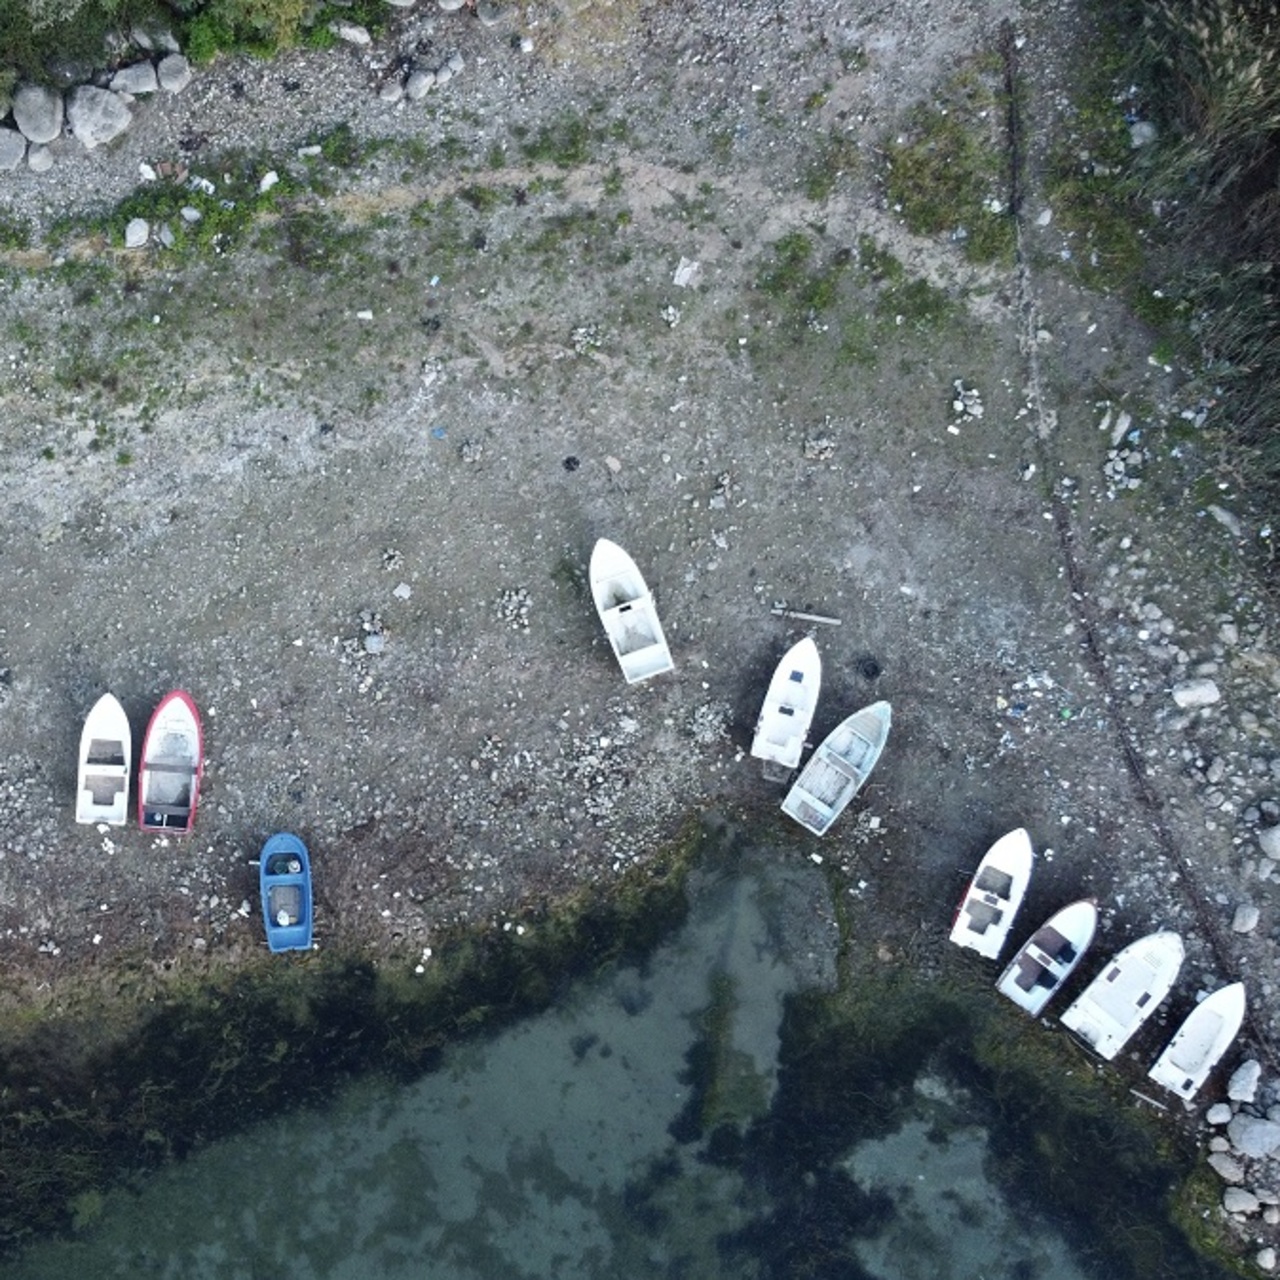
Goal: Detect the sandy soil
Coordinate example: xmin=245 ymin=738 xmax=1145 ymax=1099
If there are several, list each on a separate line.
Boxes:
xmin=0 ymin=0 xmax=1277 ymax=1129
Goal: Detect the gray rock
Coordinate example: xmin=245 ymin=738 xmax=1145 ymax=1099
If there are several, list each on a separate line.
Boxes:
xmin=1209 ymin=1152 xmax=1245 ymax=1183
xmin=157 ymin=222 xmax=175 ymax=248
xmin=157 ymin=54 xmax=192 ymax=93
xmin=1210 ymin=1135 xmax=1232 ymax=1152
xmin=476 ymin=0 xmax=505 ymax=24
xmin=363 ymin=633 xmax=386 ymax=655
xmin=330 ymin=21 xmax=372 ymax=45
xmin=1172 ymin=678 xmax=1220 ymax=709
xmin=1232 ymin=903 xmax=1260 ymax=934
xmin=1228 ymin=1113 xmax=1280 ymax=1157
xmin=27 ymin=144 xmax=53 ymax=173
xmin=45 ymin=56 xmax=94 ymax=89
xmin=1207 ymin=1102 xmax=1234 ymax=1125
xmin=1259 ymin=1246 xmax=1277 ymax=1273
xmin=406 ymin=70 xmax=436 ymax=100
xmin=448 ymin=52 xmax=465 ymax=73
xmin=379 ymin=80 xmax=404 ymax=103
xmin=385 ymin=0 xmax=417 ymax=7
xmin=1260 ymin=826 xmax=1280 ymax=859
xmin=438 ymin=0 xmax=467 ymax=10
xmin=180 ymin=206 xmax=202 ymax=223
xmin=124 ymin=217 xmax=149 ymax=248
xmin=130 ymin=25 xmax=179 ymax=52
xmin=13 ymin=84 xmax=64 ymax=144
xmin=110 ymin=61 xmax=159 ymax=95
xmin=1130 ymin=120 xmax=1158 ymax=147
xmin=1224 ymin=1186 xmax=1259 ymax=1215
xmin=66 ymin=87 xmax=133 ymax=150
xmin=0 ymin=128 xmax=27 ymax=171
xmin=435 ymin=65 xmax=453 ymax=86
xmin=1229 ymin=1059 xmax=1262 ymax=1103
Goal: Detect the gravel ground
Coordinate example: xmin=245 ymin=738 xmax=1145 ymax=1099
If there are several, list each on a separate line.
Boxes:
xmin=3 ymin=0 xmax=1280 ymax=1255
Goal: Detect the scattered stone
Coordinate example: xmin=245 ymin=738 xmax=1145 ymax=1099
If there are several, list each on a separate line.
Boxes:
xmin=157 ymin=222 xmax=175 ymax=248
xmin=110 ymin=62 xmax=159 ymax=96
xmin=393 ymin=582 xmax=412 ymax=601
xmin=803 ymin=436 xmax=836 ymax=461
xmin=180 ymin=206 xmax=203 ymax=223
xmin=1232 ymin=903 xmax=1260 ymax=934
xmin=498 ymin=587 xmax=532 ymax=631
xmin=157 ymin=54 xmax=193 ymax=93
xmin=1229 ymin=1059 xmax=1263 ymax=1104
xmin=951 ymin=378 xmax=984 ymax=421
xmin=124 ymin=218 xmax=150 ymax=249
xmin=435 ymin=65 xmax=454 ymax=87
xmin=1208 ymin=1152 xmax=1245 ymax=1183
xmin=330 ymin=22 xmax=372 ymax=45
xmin=1228 ymin=1113 xmax=1280 ymax=1157
xmin=1224 ymin=1187 xmax=1259 ymax=1215
xmin=1260 ymin=826 xmax=1280 ymax=859
xmin=1171 ymin=678 xmax=1221 ymax=709
xmin=379 ymin=80 xmax=404 ymax=104
xmin=66 ymin=86 xmax=133 ymax=150
xmin=1207 ymin=1102 xmax=1234 ymax=1126
xmin=0 ymin=128 xmax=26 ymax=171
xmin=1259 ymin=1246 xmax=1278 ymax=1272
xmin=27 ymin=144 xmax=53 ymax=173
xmin=1130 ymin=120 xmax=1158 ymax=147
xmin=12 ymin=84 xmax=64 ymax=144
xmin=258 ymin=170 xmax=279 ymax=194
xmin=673 ymin=257 xmax=702 ymax=288
xmin=406 ymin=70 xmax=437 ymax=100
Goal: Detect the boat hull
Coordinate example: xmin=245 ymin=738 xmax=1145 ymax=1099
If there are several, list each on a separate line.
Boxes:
xmin=589 ymin=538 xmax=674 ymax=683
xmin=1148 ymin=981 xmax=1247 ymax=1100
xmin=995 ymin=898 xmax=1098 ymax=1016
xmin=1060 ymin=930 xmax=1185 ymax=1061
xmin=949 ymin=828 xmax=1035 ymax=960
xmin=138 ymin=690 xmax=203 ymax=834
xmin=260 ymin=832 xmax=314 ymax=953
xmin=75 ymin=692 xmax=131 ymax=826
xmin=751 ymin=637 xmax=821 ymax=771
xmin=780 ymin=701 xmax=891 ymax=835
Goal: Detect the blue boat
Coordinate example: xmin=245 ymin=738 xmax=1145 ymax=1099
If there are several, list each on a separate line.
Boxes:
xmin=259 ymin=832 xmax=313 ymax=953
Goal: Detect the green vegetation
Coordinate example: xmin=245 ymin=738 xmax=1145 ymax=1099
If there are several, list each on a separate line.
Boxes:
xmin=802 ymin=130 xmax=860 ymax=202
xmin=883 ymin=54 xmax=1016 ymax=264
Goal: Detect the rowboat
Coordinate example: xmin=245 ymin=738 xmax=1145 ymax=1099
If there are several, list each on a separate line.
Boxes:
xmin=260 ymin=832 xmax=313 ymax=953
xmin=780 ymin=701 xmax=891 ymax=835
xmin=995 ymin=898 xmax=1098 ymax=1015
xmin=1060 ymin=930 xmax=1185 ymax=1061
xmin=589 ymin=538 xmax=674 ymax=683
xmin=949 ymin=828 xmax=1035 ymax=960
xmin=1147 ymin=981 xmax=1247 ymax=1100
xmin=75 ymin=693 xmax=131 ymax=826
xmin=751 ymin=637 xmax=821 ymax=772
xmin=138 ymin=690 xmax=203 ymax=833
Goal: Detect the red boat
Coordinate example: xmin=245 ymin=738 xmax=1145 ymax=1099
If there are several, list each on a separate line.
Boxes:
xmin=138 ymin=690 xmax=203 ymax=833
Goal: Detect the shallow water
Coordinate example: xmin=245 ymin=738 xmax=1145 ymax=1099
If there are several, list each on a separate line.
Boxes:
xmin=0 ymin=854 xmax=1228 ymax=1280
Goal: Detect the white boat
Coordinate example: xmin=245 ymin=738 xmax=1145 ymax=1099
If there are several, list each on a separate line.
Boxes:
xmin=995 ymin=898 xmax=1098 ymax=1015
xmin=751 ymin=637 xmax=822 ymax=772
xmin=780 ymin=701 xmax=891 ymax=836
xmin=75 ymin=693 xmax=132 ymax=826
xmin=589 ymin=538 xmax=674 ymax=684
xmin=949 ymin=828 xmax=1035 ymax=960
xmin=1060 ymin=930 xmax=1185 ymax=1061
xmin=138 ymin=690 xmax=204 ymax=834
xmin=1147 ymin=981 xmax=1247 ymax=1101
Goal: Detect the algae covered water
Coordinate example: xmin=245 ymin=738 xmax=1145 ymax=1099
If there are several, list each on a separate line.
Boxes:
xmin=0 ymin=848 xmax=1234 ymax=1279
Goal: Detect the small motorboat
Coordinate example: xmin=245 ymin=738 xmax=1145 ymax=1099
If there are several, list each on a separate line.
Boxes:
xmin=1060 ymin=930 xmax=1185 ymax=1061
xmin=949 ymin=828 xmax=1035 ymax=960
xmin=1147 ymin=981 xmax=1247 ymax=1101
xmin=995 ymin=899 xmax=1098 ymax=1016
xmin=780 ymin=701 xmax=891 ymax=835
xmin=751 ymin=637 xmax=822 ymax=774
xmin=589 ymin=538 xmax=674 ymax=683
xmin=138 ymin=690 xmax=203 ymax=834
xmin=260 ymin=832 xmax=314 ymax=953
xmin=75 ymin=693 xmax=131 ymax=826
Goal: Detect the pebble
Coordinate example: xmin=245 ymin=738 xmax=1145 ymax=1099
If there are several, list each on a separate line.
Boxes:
xmin=1232 ymin=903 xmax=1260 ymax=934
xmin=1261 ymin=1247 xmax=1278 ymax=1272
xmin=1171 ymin=678 xmax=1221 ymax=709
xmin=124 ymin=218 xmax=150 ymax=248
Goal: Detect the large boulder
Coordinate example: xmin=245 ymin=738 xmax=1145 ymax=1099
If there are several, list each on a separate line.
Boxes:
xmin=66 ymin=87 xmax=133 ymax=150
xmin=0 ymin=128 xmax=27 ymax=171
xmin=110 ymin=61 xmax=159 ymax=95
xmin=157 ymin=54 xmax=192 ymax=93
xmin=12 ymin=83 xmax=63 ymax=144
xmin=1229 ymin=1059 xmax=1263 ymax=1104
xmin=1229 ymin=1114 xmax=1280 ymax=1158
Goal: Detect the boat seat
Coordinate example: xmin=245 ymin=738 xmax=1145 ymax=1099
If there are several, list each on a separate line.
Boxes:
xmin=145 ymin=761 xmax=195 ymax=774
xmin=965 ymin=899 xmax=1002 ymax=934
xmin=975 ymin=866 xmax=1014 ymax=898
xmin=144 ymin=803 xmax=192 ymax=817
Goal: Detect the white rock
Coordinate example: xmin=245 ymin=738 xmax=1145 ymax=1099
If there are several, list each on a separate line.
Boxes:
xmin=0 ymin=128 xmax=26 ymax=170
xmin=12 ymin=83 xmax=63 ymax=144
xmin=1207 ymin=1102 xmax=1234 ymax=1125
xmin=180 ymin=206 xmax=202 ymax=223
xmin=110 ymin=62 xmax=159 ymax=95
xmin=330 ymin=21 xmax=372 ymax=45
xmin=124 ymin=218 xmax=150 ymax=248
xmin=448 ymin=52 xmax=465 ymax=73
xmin=1171 ymin=678 xmax=1220 ymax=709
xmin=1228 ymin=1114 xmax=1280 ymax=1157
xmin=66 ymin=86 xmax=133 ymax=150
xmin=157 ymin=54 xmax=192 ymax=93
xmin=26 ymin=144 xmax=52 ymax=173
xmin=1259 ymin=1247 xmax=1277 ymax=1273
xmin=1035 ymin=208 xmax=1052 ymax=226
xmin=438 ymin=0 xmax=467 ymax=10
xmin=379 ymin=80 xmax=404 ymax=103
xmin=1208 ymin=1152 xmax=1245 ymax=1183
xmin=1260 ymin=826 xmax=1280 ymax=859
xmin=435 ymin=65 xmax=453 ymax=86
xmin=1232 ymin=903 xmax=1260 ymax=934
xmin=1229 ymin=1059 xmax=1263 ymax=1104
xmin=1224 ymin=1187 xmax=1259 ymax=1214
xmin=1130 ymin=120 xmax=1158 ymax=147
xmin=406 ymin=70 xmax=436 ymax=100
xmin=258 ymin=170 xmax=279 ymax=193
xmin=1206 ymin=504 xmax=1243 ymax=537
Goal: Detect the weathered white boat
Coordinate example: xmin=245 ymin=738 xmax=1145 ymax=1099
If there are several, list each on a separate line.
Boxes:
xmin=949 ymin=828 xmax=1035 ymax=960
xmin=1060 ymin=930 xmax=1185 ymax=1061
xmin=780 ymin=701 xmax=891 ymax=836
xmin=75 ymin=693 xmax=131 ymax=826
xmin=1147 ymin=981 xmax=1247 ymax=1101
xmin=589 ymin=538 xmax=674 ymax=684
xmin=138 ymin=690 xmax=204 ymax=834
xmin=995 ymin=898 xmax=1098 ymax=1015
xmin=751 ymin=637 xmax=822 ymax=772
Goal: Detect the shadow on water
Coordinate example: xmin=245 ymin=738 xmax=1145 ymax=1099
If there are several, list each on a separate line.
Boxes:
xmin=0 ymin=819 xmax=1248 ymax=1278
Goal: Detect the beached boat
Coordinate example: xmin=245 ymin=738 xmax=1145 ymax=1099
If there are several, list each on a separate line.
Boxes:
xmin=1060 ymin=930 xmax=1185 ymax=1061
xmin=995 ymin=898 xmax=1098 ymax=1015
xmin=589 ymin=538 xmax=674 ymax=684
xmin=138 ymin=690 xmax=203 ymax=833
xmin=75 ymin=693 xmax=132 ymax=826
xmin=1147 ymin=981 xmax=1247 ymax=1101
xmin=949 ymin=828 xmax=1035 ymax=960
xmin=751 ymin=637 xmax=822 ymax=773
xmin=260 ymin=832 xmax=314 ymax=953
xmin=780 ymin=701 xmax=891 ymax=835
